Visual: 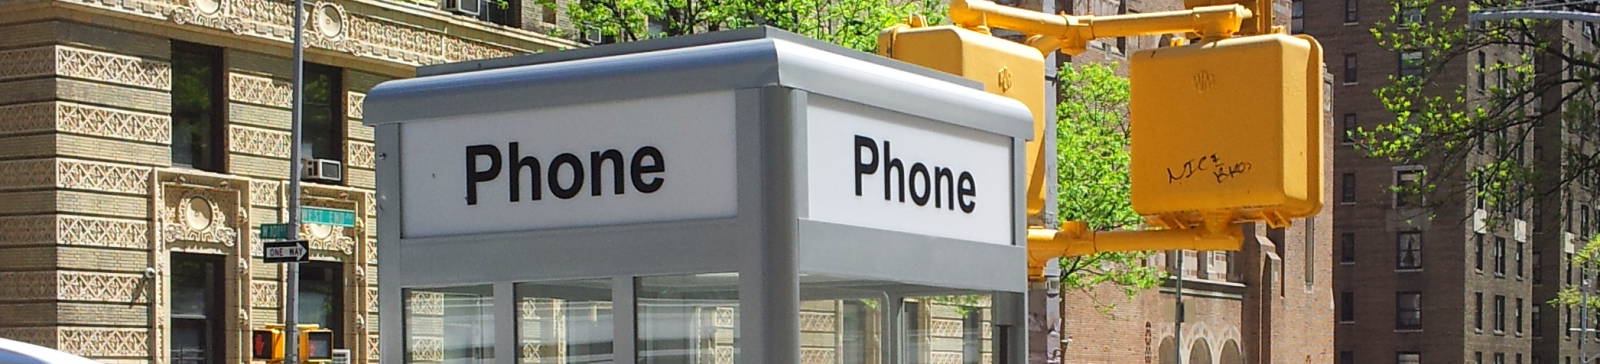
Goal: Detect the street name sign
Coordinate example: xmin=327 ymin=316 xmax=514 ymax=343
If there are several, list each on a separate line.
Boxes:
xmin=302 ymin=207 xmax=357 ymax=227
xmin=263 ymin=240 xmax=309 ymax=263
xmin=259 ymin=223 xmax=290 ymax=239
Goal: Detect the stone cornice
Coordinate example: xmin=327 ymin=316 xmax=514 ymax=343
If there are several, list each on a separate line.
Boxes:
xmin=3 ymin=0 xmax=579 ymax=74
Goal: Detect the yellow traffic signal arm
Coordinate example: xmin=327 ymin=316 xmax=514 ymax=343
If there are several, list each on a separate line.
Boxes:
xmin=947 ymin=0 xmax=1254 ymax=55
xmin=1025 ymin=214 xmax=1243 ymax=280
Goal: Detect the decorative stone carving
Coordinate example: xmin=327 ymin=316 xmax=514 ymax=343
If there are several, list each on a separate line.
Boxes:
xmin=367 ymin=287 xmax=378 ymax=313
xmin=56 ymin=45 xmax=172 ymax=90
xmin=57 ymin=102 xmax=172 ymax=143
xmin=0 ymin=47 xmax=55 ymax=81
xmin=229 ymin=125 xmax=292 ymax=158
xmin=713 ymin=306 xmax=737 ymax=328
xmin=799 ymin=312 xmax=836 ymax=332
xmin=190 ymin=0 xmax=221 ymax=15
xmin=408 ymin=291 xmax=443 ymax=316
xmin=228 ymin=73 xmax=292 ymax=108
xmin=302 ymin=223 xmax=355 ymax=255
xmin=58 ymin=271 xmax=148 ymax=303
xmin=368 ymin=335 xmax=380 ymax=363
xmin=0 ymin=271 xmax=55 ymax=300
xmin=0 ymin=216 xmax=55 ymax=246
xmin=348 ymin=141 xmax=376 ymax=169
xmin=930 ymin=318 xmax=963 ymax=338
xmin=800 ymin=348 xmax=834 ymax=364
xmin=58 ymin=215 xmax=147 ymax=249
xmin=56 ymin=328 xmax=149 ymax=357
xmin=929 ymin=352 xmax=962 ymax=364
xmin=0 ymin=327 xmax=56 ymax=347
xmin=161 ymin=189 xmax=240 ymax=245
xmin=0 ymin=102 xmax=172 ymax=143
xmin=57 ymin=159 xmax=151 ymax=194
xmin=0 ymin=159 xmax=54 ymax=190
xmin=251 ymin=281 xmax=279 ymax=308
xmin=409 ymin=337 xmax=442 ymax=362
xmin=346 ymin=92 xmax=365 ymax=119
xmin=251 ymin=179 xmax=281 ymax=207
xmin=314 ymin=2 xmax=346 ymax=39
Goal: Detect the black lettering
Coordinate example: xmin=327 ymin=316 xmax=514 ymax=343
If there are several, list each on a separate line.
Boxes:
xmin=958 ymin=172 xmax=976 ymax=213
xmin=590 ymin=149 xmax=626 ymax=196
xmin=549 ymin=153 xmax=585 ymax=199
xmin=631 ymin=146 xmax=665 ymax=193
xmin=465 ymin=144 xmax=501 ymax=205
xmin=508 ymin=142 xmax=543 ymax=202
xmin=882 ymin=140 xmax=906 ymax=202
xmin=934 ymin=167 xmax=954 ymax=209
xmin=909 ymin=163 xmax=931 ymax=206
xmin=854 ymin=136 xmax=878 ymax=196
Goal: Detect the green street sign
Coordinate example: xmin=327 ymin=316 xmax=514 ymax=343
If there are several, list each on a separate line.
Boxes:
xmin=303 ymin=207 xmax=357 ymax=227
xmin=259 ymin=223 xmax=291 ymax=240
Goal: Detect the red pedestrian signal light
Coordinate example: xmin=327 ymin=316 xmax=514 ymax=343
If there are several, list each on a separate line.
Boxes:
xmin=251 ymin=329 xmax=281 ymax=360
xmin=304 ymin=330 xmax=334 ymax=361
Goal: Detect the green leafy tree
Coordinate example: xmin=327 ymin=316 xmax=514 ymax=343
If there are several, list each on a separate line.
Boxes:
xmin=1363 ymin=0 xmax=1598 ymax=319
xmin=1054 ymin=62 xmax=1168 ymax=308
xmin=547 ymin=0 xmax=944 ymax=51
xmin=1360 ymin=0 xmax=1598 ymax=215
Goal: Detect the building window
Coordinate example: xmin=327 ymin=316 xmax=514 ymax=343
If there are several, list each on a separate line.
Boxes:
xmin=541 ymin=4 xmax=558 ymax=24
xmin=1477 ymin=51 xmax=1488 ymax=91
xmin=1476 ymin=352 xmax=1483 ymax=364
xmin=1340 ymin=351 xmax=1355 ymax=364
xmin=171 ymin=253 xmax=224 ymax=364
xmin=1475 ymin=292 xmax=1483 ymax=331
xmin=1475 ymin=233 xmax=1485 ymax=272
xmin=477 ymin=0 xmax=519 ymax=26
xmin=1343 ymin=53 xmax=1358 ymax=84
xmin=1305 ymin=217 xmax=1315 ymax=287
xmin=1340 ymin=173 xmax=1357 ymax=203
xmin=1516 ymin=298 xmax=1523 ymax=334
xmin=1344 ymin=0 xmax=1359 ymax=23
xmin=1495 ymin=237 xmax=1507 ymax=276
xmin=1290 ymin=0 xmax=1304 ymax=33
xmin=1396 ymin=292 xmax=1422 ymax=330
xmin=1342 ymin=113 xmax=1357 ymax=144
xmin=1534 ymin=305 xmax=1543 ymax=337
xmin=1401 ymin=4 xmax=1423 ymax=25
xmin=1495 ymin=353 xmax=1505 ymax=364
xmin=303 ymin=63 xmax=345 ymax=182
xmin=1494 ymin=295 xmax=1506 ymax=333
xmin=1399 ymin=51 xmax=1424 ymax=79
xmin=1535 ymin=250 xmax=1543 ymax=285
xmin=1340 ymin=233 xmax=1356 ymax=264
xmin=1397 ymin=232 xmax=1422 ymax=270
xmin=1395 ymin=168 xmax=1424 ymax=208
xmin=1569 ymin=253 xmax=1576 ymax=285
xmin=1516 ymin=241 xmax=1524 ymax=278
xmin=170 ymin=41 xmax=226 ymax=173
xmin=299 ymin=261 xmax=345 ymax=348
xmin=1398 ymin=352 xmax=1421 ymax=364
xmin=1341 ymin=291 xmax=1355 ymax=323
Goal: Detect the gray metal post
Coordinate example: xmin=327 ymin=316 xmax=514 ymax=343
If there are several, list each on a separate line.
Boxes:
xmin=1174 ymin=251 xmax=1183 ymax=364
xmin=285 ymin=0 xmax=305 ymax=358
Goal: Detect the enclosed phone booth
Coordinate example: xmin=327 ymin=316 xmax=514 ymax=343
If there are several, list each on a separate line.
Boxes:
xmin=365 ymin=27 xmax=1035 ymax=364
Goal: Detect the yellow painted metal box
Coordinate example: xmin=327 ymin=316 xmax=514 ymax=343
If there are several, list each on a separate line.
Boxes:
xmin=1128 ymin=34 xmax=1323 ymax=223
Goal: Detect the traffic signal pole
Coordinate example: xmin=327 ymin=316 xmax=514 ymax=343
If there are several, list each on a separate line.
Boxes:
xmin=286 ymin=0 xmax=305 ymax=359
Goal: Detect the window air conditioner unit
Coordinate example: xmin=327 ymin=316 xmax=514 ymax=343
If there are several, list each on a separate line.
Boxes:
xmin=583 ymin=26 xmax=604 ymax=44
xmin=445 ymin=0 xmax=481 ymax=16
xmin=303 ymin=158 xmax=344 ymax=183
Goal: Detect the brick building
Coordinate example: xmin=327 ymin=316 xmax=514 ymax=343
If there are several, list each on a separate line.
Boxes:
xmin=0 ymin=0 xmax=578 ymax=362
xmin=1300 ymin=0 xmax=1600 ymax=363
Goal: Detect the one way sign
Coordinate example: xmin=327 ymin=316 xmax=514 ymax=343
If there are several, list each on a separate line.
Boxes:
xmin=264 ymin=240 xmax=309 ymax=263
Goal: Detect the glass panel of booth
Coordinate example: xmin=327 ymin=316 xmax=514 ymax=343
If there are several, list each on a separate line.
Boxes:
xmin=637 ymin=273 xmax=741 ymax=364
xmin=516 ymin=278 xmax=615 ymax=364
xmin=799 ymin=274 xmax=997 ymax=364
xmin=404 ymin=285 xmax=495 ymax=364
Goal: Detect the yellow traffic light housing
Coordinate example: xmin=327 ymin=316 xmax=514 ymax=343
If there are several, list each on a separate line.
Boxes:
xmin=257 ymin=324 xmax=335 ymax=363
xmin=877 ymin=0 xmax=1325 ymax=279
xmin=1129 ymin=33 xmax=1325 ymax=229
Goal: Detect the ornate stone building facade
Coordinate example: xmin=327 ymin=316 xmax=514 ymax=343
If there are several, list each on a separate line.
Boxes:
xmin=0 ymin=0 xmax=578 ymax=362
